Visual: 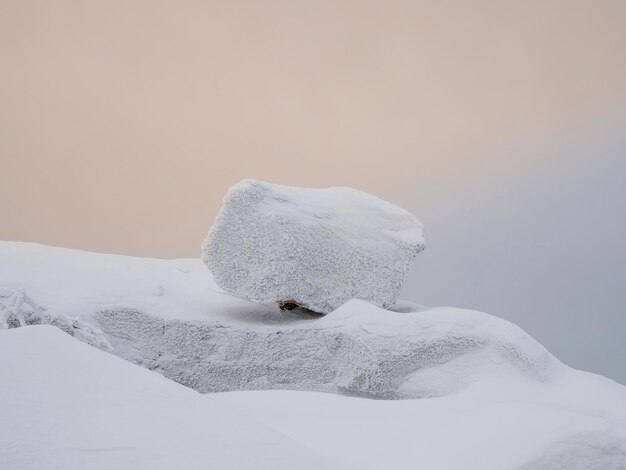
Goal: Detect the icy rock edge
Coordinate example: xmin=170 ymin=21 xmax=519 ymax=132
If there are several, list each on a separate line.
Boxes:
xmin=202 ymin=179 xmax=425 ymax=313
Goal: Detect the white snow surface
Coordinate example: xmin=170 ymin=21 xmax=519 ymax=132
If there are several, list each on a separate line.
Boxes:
xmin=2 ymin=326 xmax=625 ymax=470
xmin=1 ymin=241 xmax=626 ymax=469
xmin=202 ymin=179 xmax=425 ymax=313
xmin=0 ymin=326 xmax=341 ymax=470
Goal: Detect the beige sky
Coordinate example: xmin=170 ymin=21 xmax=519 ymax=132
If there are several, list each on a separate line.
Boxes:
xmin=2 ymin=0 xmax=626 ymax=256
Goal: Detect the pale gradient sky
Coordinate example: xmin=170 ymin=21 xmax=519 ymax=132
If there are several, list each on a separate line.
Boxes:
xmin=1 ymin=1 xmax=625 ymax=381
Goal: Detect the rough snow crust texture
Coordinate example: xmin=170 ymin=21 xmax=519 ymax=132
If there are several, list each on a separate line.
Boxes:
xmin=202 ymin=179 xmax=425 ymax=313
xmin=89 ymin=300 xmax=555 ymax=399
xmin=0 ymin=290 xmax=111 ymax=351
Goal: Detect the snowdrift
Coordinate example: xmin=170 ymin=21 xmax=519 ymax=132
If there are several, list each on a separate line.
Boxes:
xmin=2 ymin=324 xmax=625 ymax=470
xmin=0 ymin=326 xmax=340 ymax=470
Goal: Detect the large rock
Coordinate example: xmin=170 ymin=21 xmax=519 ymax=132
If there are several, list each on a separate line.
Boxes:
xmin=1 ymin=291 xmax=557 ymax=399
xmin=88 ymin=300 xmax=555 ymax=399
xmin=202 ymin=179 xmax=425 ymax=313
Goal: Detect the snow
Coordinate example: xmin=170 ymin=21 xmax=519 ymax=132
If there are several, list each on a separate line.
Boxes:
xmin=213 ymin=376 xmax=626 ymax=470
xmin=2 ymin=326 xmax=625 ymax=470
xmin=0 ymin=289 xmax=111 ymax=350
xmin=0 ymin=241 xmax=274 ymax=323
xmin=1 ymin=241 xmax=626 ymax=469
xmin=1 ymin=242 xmax=557 ymax=399
xmin=80 ymin=299 xmax=558 ymax=398
xmin=202 ymin=179 xmax=425 ymax=313
xmin=0 ymin=326 xmax=341 ymax=470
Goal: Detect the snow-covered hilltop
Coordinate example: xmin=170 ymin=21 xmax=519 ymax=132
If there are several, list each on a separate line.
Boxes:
xmin=1 ymin=241 xmax=626 ymax=469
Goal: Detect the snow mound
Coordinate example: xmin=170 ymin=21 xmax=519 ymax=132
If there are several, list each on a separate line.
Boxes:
xmin=0 ymin=326 xmax=341 ymax=470
xmin=213 ymin=387 xmax=626 ymax=470
xmin=517 ymin=431 xmax=626 ymax=470
xmin=202 ymin=179 xmax=425 ymax=313
xmin=4 ymin=326 xmax=624 ymax=470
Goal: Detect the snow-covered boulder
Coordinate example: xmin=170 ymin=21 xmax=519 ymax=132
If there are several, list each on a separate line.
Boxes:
xmin=202 ymin=179 xmax=425 ymax=313
xmin=90 ymin=299 xmax=558 ymax=398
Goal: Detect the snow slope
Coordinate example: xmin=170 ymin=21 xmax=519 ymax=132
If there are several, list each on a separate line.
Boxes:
xmin=214 ymin=378 xmax=626 ymax=470
xmin=2 ymin=325 xmax=625 ymax=470
xmin=0 ymin=241 xmax=253 ymax=323
xmin=1 ymin=241 xmax=626 ymax=468
xmin=0 ymin=326 xmax=341 ymax=470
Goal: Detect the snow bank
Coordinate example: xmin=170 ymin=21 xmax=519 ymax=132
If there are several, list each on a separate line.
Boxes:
xmin=3 ymin=326 xmax=625 ymax=470
xmin=0 ymin=326 xmax=340 ymax=470
xmin=214 ymin=382 xmax=626 ymax=470
xmin=202 ymin=179 xmax=425 ymax=313
xmin=2 ymin=242 xmax=626 ymax=469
